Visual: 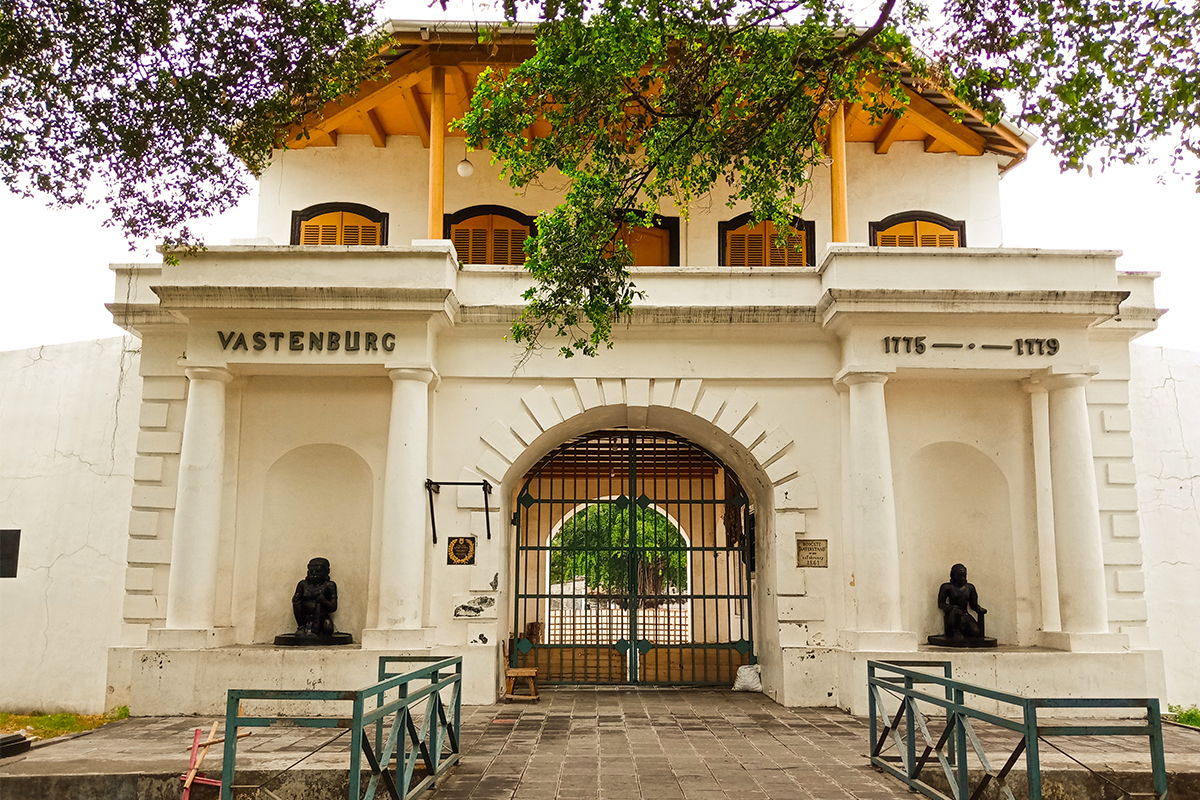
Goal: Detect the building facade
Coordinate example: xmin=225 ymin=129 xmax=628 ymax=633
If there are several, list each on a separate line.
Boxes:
xmin=84 ymin=22 xmax=1173 ymax=714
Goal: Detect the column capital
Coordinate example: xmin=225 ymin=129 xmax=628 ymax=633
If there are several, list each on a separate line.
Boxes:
xmin=1041 ymin=365 xmax=1099 ymax=391
xmin=184 ymin=366 xmax=233 ymax=384
xmin=1020 ymin=377 xmax=1048 ymax=395
xmin=835 ymin=365 xmax=895 ymax=388
xmin=387 ymin=366 xmax=437 ymax=386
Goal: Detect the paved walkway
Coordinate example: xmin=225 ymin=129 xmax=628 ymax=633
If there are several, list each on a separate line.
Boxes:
xmin=3 ymin=688 xmax=1199 ymax=799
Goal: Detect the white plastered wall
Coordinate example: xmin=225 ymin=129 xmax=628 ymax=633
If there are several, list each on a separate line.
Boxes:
xmin=1131 ymin=345 xmax=1200 ymax=706
xmin=0 ymin=338 xmax=139 ymax=714
xmin=257 ymin=136 xmax=1003 ymax=260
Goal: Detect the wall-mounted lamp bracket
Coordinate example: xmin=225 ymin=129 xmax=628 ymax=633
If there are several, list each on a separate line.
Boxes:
xmin=425 ymin=479 xmax=494 ymax=544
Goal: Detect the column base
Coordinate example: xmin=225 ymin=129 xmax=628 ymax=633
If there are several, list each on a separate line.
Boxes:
xmin=1036 ymin=631 xmax=1130 ymax=652
xmin=145 ymin=627 xmax=236 ymax=649
xmin=360 ymin=628 xmax=436 ymax=650
xmin=838 ymin=629 xmax=919 ymax=651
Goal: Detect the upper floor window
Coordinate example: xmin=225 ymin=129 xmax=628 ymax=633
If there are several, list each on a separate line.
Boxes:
xmin=291 ymin=203 xmax=388 ymax=246
xmin=445 ymin=206 xmax=535 ymax=265
xmin=869 ymin=211 xmax=966 ymax=248
xmin=718 ymin=213 xmax=815 ymax=267
xmin=615 ymin=214 xmax=680 ymax=267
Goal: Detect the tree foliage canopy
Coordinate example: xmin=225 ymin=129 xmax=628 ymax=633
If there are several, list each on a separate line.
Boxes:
xmin=1 ymin=0 xmax=386 ymax=248
xmin=550 ymin=503 xmax=688 ymax=606
xmin=458 ymin=0 xmax=1197 ymax=358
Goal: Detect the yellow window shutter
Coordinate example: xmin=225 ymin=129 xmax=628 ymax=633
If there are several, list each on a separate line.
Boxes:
xmin=728 ymin=219 xmax=805 ymax=267
xmin=878 ymin=219 xmax=960 ymax=247
xmin=300 ymin=210 xmax=380 ymax=245
xmin=451 ymin=214 xmax=531 ymax=265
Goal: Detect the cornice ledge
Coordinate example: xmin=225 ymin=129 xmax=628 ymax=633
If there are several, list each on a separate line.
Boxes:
xmin=150 ymin=285 xmax=459 ymax=315
xmin=105 ymin=303 xmax=180 ymax=330
xmin=817 ymin=288 xmax=1130 ymax=316
xmin=457 ymin=304 xmax=821 ymax=325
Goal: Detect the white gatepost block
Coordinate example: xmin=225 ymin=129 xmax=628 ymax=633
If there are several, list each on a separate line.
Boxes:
xmin=145 ymin=627 xmax=236 ymax=649
xmin=361 ymin=628 xmax=436 ymax=650
xmin=1035 ymin=631 xmax=1130 ymax=652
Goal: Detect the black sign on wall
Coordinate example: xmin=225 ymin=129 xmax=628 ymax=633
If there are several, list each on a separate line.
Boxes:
xmin=0 ymin=530 xmax=20 ymax=578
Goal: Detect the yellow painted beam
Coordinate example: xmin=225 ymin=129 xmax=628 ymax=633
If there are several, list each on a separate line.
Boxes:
xmin=864 ymin=77 xmax=986 ymax=156
xmin=429 ymin=65 xmax=446 ymax=240
xmin=830 ymin=102 xmax=848 ymax=243
xmin=286 ymin=47 xmax=431 ymax=148
xmin=359 ymin=108 xmax=387 ymax=148
xmin=404 ymin=88 xmax=431 ymax=149
xmin=874 ymin=115 xmax=903 ymax=154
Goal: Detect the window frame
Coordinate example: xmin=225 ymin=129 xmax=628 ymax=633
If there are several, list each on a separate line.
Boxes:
xmin=290 ymin=202 xmax=389 ymax=246
xmin=443 ymin=205 xmax=537 ymax=266
xmin=868 ymin=211 xmax=966 ymax=247
xmin=717 ymin=212 xmax=816 ymax=268
xmin=614 ymin=212 xmax=681 ymax=267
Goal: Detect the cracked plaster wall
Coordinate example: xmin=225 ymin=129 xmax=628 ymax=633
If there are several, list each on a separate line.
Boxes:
xmin=1130 ymin=344 xmax=1200 ymax=707
xmin=0 ymin=337 xmax=140 ymax=714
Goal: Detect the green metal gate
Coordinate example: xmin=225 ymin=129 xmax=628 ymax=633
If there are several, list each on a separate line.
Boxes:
xmin=511 ymin=431 xmax=755 ymax=685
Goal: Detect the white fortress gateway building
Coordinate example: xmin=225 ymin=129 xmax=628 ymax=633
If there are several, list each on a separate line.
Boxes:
xmin=5 ymin=21 xmax=1198 ymax=717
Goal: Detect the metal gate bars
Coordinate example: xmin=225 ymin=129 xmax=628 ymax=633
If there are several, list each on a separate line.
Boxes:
xmin=512 ymin=431 xmax=755 ymax=686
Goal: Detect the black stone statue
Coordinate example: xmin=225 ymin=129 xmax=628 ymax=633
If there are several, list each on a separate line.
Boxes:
xmin=274 ymin=557 xmax=353 ymax=646
xmin=927 ymin=563 xmax=997 ymax=648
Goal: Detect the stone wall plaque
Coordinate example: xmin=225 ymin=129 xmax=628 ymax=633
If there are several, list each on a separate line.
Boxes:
xmin=448 ymin=537 xmax=476 ymax=565
xmin=797 ymin=538 xmax=828 ymax=568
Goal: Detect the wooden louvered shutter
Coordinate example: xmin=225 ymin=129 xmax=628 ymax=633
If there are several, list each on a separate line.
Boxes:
xmin=877 ymin=219 xmax=959 ymax=247
xmin=300 ymin=211 xmax=381 ymax=245
xmin=726 ymin=220 xmax=805 ymax=267
xmin=301 ymin=212 xmax=341 ymax=245
xmin=450 ymin=214 xmax=530 ymax=265
xmin=341 ymin=212 xmax=380 ymax=246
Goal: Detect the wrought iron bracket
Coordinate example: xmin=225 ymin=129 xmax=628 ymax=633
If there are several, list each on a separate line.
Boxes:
xmin=425 ymin=479 xmax=493 ymax=544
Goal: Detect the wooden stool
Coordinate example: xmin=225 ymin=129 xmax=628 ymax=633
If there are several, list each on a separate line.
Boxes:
xmin=503 ymin=643 xmax=539 ymax=702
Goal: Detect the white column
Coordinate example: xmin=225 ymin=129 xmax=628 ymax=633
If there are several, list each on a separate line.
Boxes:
xmin=1046 ymin=373 xmax=1109 ymax=634
xmin=363 ymin=367 xmax=435 ymax=649
xmin=1023 ymin=380 xmax=1062 ymax=632
xmin=839 ymin=369 xmax=914 ymax=650
xmin=164 ymin=367 xmax=233 ymax=634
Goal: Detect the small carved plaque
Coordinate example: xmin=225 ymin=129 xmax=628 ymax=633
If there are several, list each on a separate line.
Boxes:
xmin=797 ymin=539 xmax=828 ymax=568
xmin=448 ymin=537 xmax=476 ymax=565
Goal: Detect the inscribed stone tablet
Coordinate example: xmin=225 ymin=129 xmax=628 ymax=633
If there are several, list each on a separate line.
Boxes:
xmin=797 ymin=538 xmax=828 ymax=568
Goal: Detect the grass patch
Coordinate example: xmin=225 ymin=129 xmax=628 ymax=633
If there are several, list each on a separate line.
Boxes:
xmin=0 ymin=706 xmax=129 ymax=741
xmin=1169 ymin=704 xmax=1200 ymax=728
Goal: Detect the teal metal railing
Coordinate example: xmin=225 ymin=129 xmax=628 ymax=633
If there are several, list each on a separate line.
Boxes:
xmin=867 ymin=660 xmax=1167 ymax=800
xmin=219 ymin=655 xmax=462 ymax=800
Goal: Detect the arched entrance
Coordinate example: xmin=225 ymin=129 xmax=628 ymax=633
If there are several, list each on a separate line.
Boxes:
xmin=511 ymin=430 xmax=755 ymax=685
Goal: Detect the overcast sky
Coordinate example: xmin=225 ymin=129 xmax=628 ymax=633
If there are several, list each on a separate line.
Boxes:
xmin=1 ymin=5 xmax=1196 ymax=354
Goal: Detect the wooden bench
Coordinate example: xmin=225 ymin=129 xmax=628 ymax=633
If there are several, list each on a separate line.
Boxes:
xmin=503 ymin=642 xmax=539 ymax=702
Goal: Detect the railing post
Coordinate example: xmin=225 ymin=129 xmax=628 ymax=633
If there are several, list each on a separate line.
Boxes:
xmin=954 ymin=686 xmax=968 ymax=800
xmin=454 ymin=659 xmax=463 ymax=753
xmin=221 ymin=691 xmax=240 ymax=800
xmin=1024 ymin=701 xmax=1041 ymax=800
xmin=868 ymin=663 xmax=878 ymax=758
xmin=431 ymin=668 xmax=442 ymax=779
xmin=1148 ymin=699 xmax=1167 ymax=799
xmin=350 ymin=693 xmax=364 ymax=799
xmin=905 ymin=675 xmax=915 ymax=779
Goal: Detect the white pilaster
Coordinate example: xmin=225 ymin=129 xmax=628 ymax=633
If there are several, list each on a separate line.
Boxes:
xmin=837 ymin=368 xmax=915 ymax=650
xmin=1041 ymin=370 xmax=1127 ymax=651
xmin=162 ymin=367 xmax=234 ymax=641
xmin=363 ymin=367 xmax=436 ymax=650
xmin=1023 ymin=380 xmax=1061 ymax=632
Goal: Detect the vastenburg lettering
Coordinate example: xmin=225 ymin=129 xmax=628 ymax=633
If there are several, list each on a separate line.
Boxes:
xmin=218 ymin=331 xmax=396 ymax=353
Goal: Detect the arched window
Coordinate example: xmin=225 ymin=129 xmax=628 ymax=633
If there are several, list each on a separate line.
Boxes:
xmin=718 ymin=213 xmax=815 ymax=267
xmin=290 ymin=203 xmax=388 ymax=246
xmin=445 ymin=206 xmax=536 ymax=265
xmin=614 ymin=214 xmax=680 ymax=267
xmin=869 ymin=211 xmax=966 ymax=248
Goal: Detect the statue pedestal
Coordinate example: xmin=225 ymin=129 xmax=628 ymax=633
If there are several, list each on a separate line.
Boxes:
xmin=926 ymin=634 xmax=998 ymax=649
xmin=273 ymin=632 xmax=354 ymax=646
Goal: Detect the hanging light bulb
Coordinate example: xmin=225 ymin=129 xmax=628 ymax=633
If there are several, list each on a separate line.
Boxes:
xmin=456 ymin=157 xmax=474 ymax=177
